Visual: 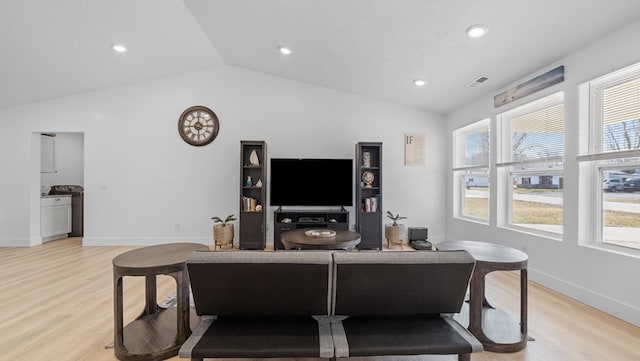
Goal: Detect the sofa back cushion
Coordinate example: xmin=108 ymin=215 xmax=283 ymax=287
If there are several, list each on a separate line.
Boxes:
xmin=332 ymin=251 xmax=475 ymax=316
xmin=187 ymin=250 xmax=332 ymax=316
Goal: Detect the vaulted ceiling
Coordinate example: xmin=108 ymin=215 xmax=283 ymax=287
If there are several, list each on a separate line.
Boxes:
xmin=2 ymin=0 xmax=640 ymax=114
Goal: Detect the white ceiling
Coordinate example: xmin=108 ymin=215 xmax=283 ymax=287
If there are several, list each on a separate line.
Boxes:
xmin=2 ymin=0 xmax=640 ymax=115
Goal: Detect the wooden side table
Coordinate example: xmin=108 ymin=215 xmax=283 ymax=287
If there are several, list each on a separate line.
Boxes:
xmin=113 ymin=243 xmax=209 ymax=361
xmin=437 ymin=240 xmax=530 ymax=353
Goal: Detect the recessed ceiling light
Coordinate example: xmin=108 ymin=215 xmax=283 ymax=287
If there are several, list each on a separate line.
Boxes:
xmin=413 ymin=79 xmax=426 ymax=87
xmin=278 ymin=46 xmax=291 ymax=55
xmin=112 ymin=44 xmax=127 ymax=53
xmin=466 ymin=24 xmax=488 ymax=38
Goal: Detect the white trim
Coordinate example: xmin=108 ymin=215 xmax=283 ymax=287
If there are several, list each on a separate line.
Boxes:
xmin=530 ymin=268 xmax=640 ymax=327
xmin=497 ymin=156 xmax=563 ymax=168
xmin=82 ymin=236 xmax=211 ymax=246
xmin=577 ymin=150 xmax=640 ymax=162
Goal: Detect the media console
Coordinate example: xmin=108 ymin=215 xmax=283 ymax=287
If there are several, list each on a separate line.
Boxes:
xmin=273 ymin=208 xmax=349 ymax=250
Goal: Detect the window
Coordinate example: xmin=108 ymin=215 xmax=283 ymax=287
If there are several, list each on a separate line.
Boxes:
xmin=497 ymin=92 xmax=564 ymax=236
xmin=578 ymin=61 xmax=640 ymax=252
xmin=453 ymin=119 xmax=490 ymax=222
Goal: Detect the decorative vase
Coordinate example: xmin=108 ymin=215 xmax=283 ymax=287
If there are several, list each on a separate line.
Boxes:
xmin=249 ymin=150 xmax=260 ymax=166
xmin=213 ymin=224 xmax=234 ymax=250
xmin=385 ymin=224 xmax=404 ymax=249
xmin=363 ymin=152 xmax=371 ymax=168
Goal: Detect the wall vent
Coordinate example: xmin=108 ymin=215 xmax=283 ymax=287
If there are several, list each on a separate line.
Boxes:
xmin=467 ymin=76 xmax=489 ymax=88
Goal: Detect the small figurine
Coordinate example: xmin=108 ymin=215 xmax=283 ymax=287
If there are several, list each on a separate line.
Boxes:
xmin=245 ymin=176 xmax=253 ymax=187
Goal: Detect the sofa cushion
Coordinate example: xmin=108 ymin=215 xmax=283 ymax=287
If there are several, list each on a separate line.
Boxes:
xmin=331 ymin=315 xmax=482 ymax=357
xmin=187 ymin=250 xmax=332 ymax=316
xmin=332 ymin=250 xmax=475 ymax=315
xmin=180 ymin=315 xmax=333 ymax=359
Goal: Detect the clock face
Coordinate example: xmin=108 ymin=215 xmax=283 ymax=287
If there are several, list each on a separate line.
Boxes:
xmin=178 ymin=106 xmax=219 ymax=146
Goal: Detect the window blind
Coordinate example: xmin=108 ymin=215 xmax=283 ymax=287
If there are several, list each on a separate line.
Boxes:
xmin=497 ymin=92 xmax=564 ymax=165
xmin=453 ymin=118 xmax=490 ymax=171
xmin=579 ymin=61 xmax=640 ymax=159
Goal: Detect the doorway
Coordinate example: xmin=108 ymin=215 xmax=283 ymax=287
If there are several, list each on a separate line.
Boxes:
xmin=34 ymin=132 xmax=85 ymax=245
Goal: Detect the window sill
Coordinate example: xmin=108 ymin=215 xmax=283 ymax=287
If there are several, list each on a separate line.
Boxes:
xmin=497 ymin=224 xmax=563 ymax=242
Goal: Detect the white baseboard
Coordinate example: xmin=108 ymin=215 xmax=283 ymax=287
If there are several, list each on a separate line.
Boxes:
xmin=82 ymin=236 xmax=211 ymax=247
xmin=0 ymin=238 xmax=32 ymax=247
xmin=530 ymin=267 xmax=640 ymax=327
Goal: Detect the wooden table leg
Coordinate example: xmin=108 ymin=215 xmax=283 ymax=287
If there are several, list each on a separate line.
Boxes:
xmin=113 ymin=273 xmax=125 ymax=356
xmin=521 ymin=268 xmax=528 ymax=338
xmin=143 ymin=274 xmax=158 ymax=315
xmin=467 ymin=267 xmax=488 ymax=340
xmin=173 ymin=270 xmax=191 ymax=344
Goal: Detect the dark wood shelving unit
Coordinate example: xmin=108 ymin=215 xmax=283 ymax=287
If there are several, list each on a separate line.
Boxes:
xmin=239 ymin=140 xmax=266 ymax=250
xmin=355 ymin=142 xmax=382 ymax=249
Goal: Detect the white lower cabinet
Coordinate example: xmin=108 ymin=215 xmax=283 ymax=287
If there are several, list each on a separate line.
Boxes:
xmin=41 ymin=196 xmax=72 ymax=240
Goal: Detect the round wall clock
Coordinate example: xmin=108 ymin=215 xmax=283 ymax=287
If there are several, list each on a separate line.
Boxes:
xmin=178 ymin=105 xmax=219 ymax=146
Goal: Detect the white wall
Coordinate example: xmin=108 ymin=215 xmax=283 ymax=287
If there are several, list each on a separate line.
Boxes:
xmin=446 ymin=20 xmax=640 ymax=326
xmin=41 ymin=132 xmax=84 ymax=190
xmin=0 ymin=66 xmax=446 ymax=247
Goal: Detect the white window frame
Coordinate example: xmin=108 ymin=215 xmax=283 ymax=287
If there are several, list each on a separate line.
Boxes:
xmin=496 ymin=92 xmax=565 ymax=239
xmin=452 ymin=118 xmax=490 ymax=223
xmin=578 ymin=61 xmax=640 ymax=256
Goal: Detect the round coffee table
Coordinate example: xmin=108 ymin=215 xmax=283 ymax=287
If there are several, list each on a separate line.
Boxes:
xmin=437 ymin=240 xmax=530 ymax=353
xmin=113 ymin=242 xmax=209 ymax=361
xmin=280 ymin=229 xmax=361 ymax=250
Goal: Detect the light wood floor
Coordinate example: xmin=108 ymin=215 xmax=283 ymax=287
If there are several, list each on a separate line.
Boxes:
xmin=1 ymin=238 xmax=639 ymax=361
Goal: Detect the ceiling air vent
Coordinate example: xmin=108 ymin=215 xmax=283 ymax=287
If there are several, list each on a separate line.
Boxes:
xmin=466 ymin=76 xmax=489 ymax=88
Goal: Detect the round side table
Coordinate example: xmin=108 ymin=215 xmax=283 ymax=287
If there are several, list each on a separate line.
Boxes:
xmin=280 ymin=229 xmax=361 ymax=250
xmin=113 ymin=242 xmax=209 ymax=361
xmin=437 ymin=240 xmax=530 ymax=353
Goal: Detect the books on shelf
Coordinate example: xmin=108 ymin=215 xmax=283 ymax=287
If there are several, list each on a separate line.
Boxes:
xmin=242 ymin=196 xmax=258 ymax=211
xmin=363 ymin=194 xmax=380 ymax=212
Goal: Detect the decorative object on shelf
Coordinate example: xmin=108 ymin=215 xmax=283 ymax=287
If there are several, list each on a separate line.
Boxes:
xmin=212 ymin=214 xmax=237 ymax=250
xmin=249 ymin=150 xmax=260 ymax=166
xmin=304 ymin=229 xmax=337 ymax=238
xmin=242 ymin=196 xmax=257 ymax=211
xmin=245 ymin=176 xmax=253 ymax=187
xmin=362 ymin=171 xmax=375 ymax=188
xmin=255 ymin=205 xmax=263 ymax=211
xmin=178 ymin=105 xmax=220 ymax=146
xmin=385 ymin=211 xmax=407 ymax=249
xmin=255 ymin=179 xmax=263 ymax=187
xmin=362 ymin=151 xmax=371 ymax=168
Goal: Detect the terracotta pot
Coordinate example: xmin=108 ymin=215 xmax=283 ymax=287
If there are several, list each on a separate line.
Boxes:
xmin=213 ymin=224 xmax=234 ymax=249
xmin=385 ymin=224 xmax=404 ymax=249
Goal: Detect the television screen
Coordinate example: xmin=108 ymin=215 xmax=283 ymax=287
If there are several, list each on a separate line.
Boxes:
xmin=270 ymin=158 xmax=353 ymax=206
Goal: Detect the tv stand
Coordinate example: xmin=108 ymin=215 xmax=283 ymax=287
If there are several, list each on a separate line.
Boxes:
xmin=273 ymin=208 xmax=349 ymax=250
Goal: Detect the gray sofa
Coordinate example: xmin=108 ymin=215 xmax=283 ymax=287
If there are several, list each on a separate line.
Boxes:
xmin=179 ymin=250 xmax=482 ymax=361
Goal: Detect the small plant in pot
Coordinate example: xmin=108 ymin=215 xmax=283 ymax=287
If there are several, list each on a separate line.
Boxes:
xmin=385 ymin=211 xmax=407 ymax=249
xmin=212 ymin=214 xmax=237 ymax=250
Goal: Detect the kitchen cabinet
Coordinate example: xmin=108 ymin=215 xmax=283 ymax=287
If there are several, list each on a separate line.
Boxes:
xmin=41 ymin=135 xmax=56 ymax=173
xmin=41 ymin=196 xmax=71 ymax=241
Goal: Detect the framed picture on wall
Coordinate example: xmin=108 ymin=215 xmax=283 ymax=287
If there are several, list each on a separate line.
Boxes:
xmin=404 ymin=133 xmax=425 ymax=166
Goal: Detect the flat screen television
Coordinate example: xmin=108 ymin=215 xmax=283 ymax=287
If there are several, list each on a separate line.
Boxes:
xmin=270 ymin=158 xmax=353 ymax=206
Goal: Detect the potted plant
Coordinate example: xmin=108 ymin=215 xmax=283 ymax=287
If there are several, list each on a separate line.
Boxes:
xmin=212 ymin=214 xmax=237 ymax=249
xmin=385 ymin=211 xmax=407 ymax=249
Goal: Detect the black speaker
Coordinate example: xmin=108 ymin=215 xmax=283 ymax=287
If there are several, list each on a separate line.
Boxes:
xmin=408 ymin=227 xmax=432 ymax=250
